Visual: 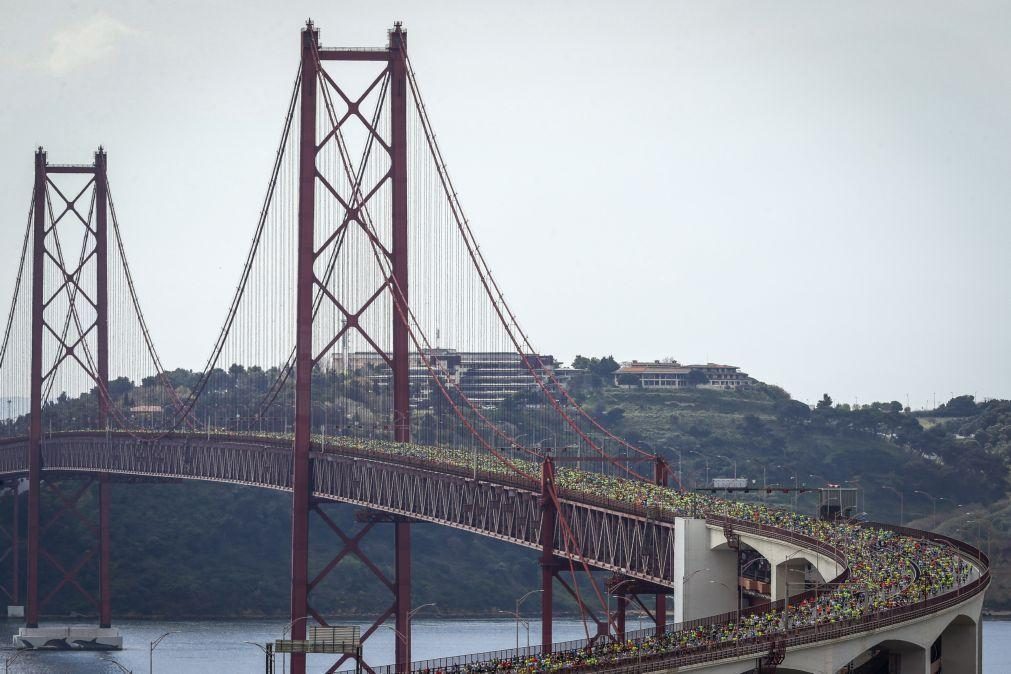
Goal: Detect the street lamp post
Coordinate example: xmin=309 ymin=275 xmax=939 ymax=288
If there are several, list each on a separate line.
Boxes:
xmin=787 ymin=474 xmax=800 ymax=510
xmin=663 ymin=447 xmax=684 ymax=489
xmin=678 ymin=568 xmax=712 ymax=621
xmin=107 ymin=660 xmax=133 ymax=674
xmin=913 ymin=490 xmax=946 ymax=521
xmin=707 ymin=579 xmax=738 ymax=631
xmin=509 ymin=589 xmax=543 ymax=651
xmin=244 ymin=642 xmax=273 ymax=674
xmin=496 ymin=610 xmax=531 ymax=651
xmin=607 ymin=578 xmax=638 ymax=639
xmin=4 ymin=650 xmax=24 ymax=674
xmin=407 ymin=602 xmax=437 ymax=651
xmin=150 ymin=631 xmax=179 ymax=674
xmin=715 ymin=454 xmax=737 ymax=479
xmin=746 ymin=459 xmax=773 ymax=499
xmin=687 ymin=450 xmax=709 ymax=488
xmin=881 ymin=485 xmax=904 ymax=526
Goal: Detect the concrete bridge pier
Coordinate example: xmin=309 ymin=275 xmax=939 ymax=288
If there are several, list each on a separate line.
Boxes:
xmin=772 ymin=559 xmax=808 ymax=602
xmin=939 ymin=614 xmax=982 ymax=674
xmin=672 ymin=518 xmax=738 ymax=623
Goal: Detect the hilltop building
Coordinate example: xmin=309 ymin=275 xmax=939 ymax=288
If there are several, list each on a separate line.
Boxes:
xmin=613 ymin=360 xmax=753 ymax=390
xmin=334 ymin=349 xmax=559 ymax=408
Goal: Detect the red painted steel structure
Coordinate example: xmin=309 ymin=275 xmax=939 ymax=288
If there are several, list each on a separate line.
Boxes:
xmin=10 ymin=488 xmax=18 ymax=607
xmin=0 ymin=487 xmax=19 ymax=607
xmin=95 ymin=148 xmax=112 ymax=629
xmin=290 ymin=22 xmax=414 ymax=674
xmin=654 ymin=455 xmax=667 ymax=634
xmin=26 ymin=149 xmax=113 ymax=629
xmin=27 ymin=149 xmax=45 ymax=628
xmin=289 ymin=22 xmax=318 ymax=674
xmin=389 ymin=24 xmax=413 ymax=671
xmin=539 ymin=457 xmax=556 ymax=652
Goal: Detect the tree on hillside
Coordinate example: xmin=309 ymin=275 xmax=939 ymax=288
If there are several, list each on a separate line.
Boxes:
xmin=775 ymin=399 xmax=811 ymax=425
xmin=686 ymin=369 xmax=709 ymax=387
xmin=816 ymin=394 xmax=833 ymax=410
xmin=616 ymin=373 xmax=640 ymax=386
xmin=936 ymin=395 xmax=977 ymax=417
xmin=572 ymin=354 xmax=620 ymax=377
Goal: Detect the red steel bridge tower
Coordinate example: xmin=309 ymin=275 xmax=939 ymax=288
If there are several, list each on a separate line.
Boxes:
xmin=24 ymin=148 xmax=115 ymax=637
xmin=290 ymin=22 xmax=415 ymax=674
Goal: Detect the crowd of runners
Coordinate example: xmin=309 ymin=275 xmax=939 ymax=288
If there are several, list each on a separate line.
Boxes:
xmin=256 ymin=433 xmax=976 ymax=671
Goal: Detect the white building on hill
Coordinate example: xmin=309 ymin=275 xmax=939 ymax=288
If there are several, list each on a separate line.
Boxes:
xmin=613 ymin=360 xmax=753 ymax=390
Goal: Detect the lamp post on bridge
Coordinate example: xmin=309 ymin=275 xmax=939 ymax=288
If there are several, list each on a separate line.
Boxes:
xmin=881 ymin=485 xmax=904 ymax=526
xmin=707 ymin=579 xmax=739 ymax=637
xmin=107 ymin=660 xmax=133 ymax=674
xmin=715 ymin=454 xmax=737 ymax=479
xmin=607 ymin=578 xmax=637 ymax=641
xmin=149 ymin=630 xmax=179 ymax=674
xmin=4 ymin=650 xmax=24 ymax=674
xmin=667 ymin=447 xmax=683 ymax=489
xmin=687 ymin=450 xmax=709 ymax=488
xmin=913 ymin=490 xmax=946 ymax=522
xmin=244 ymin=641 xmax=274 ymax=674
xmin=506 ymin=589 xmax=542 ymax=651
xmin=746 ymin=458 xmax=772 ymax=498
xmin=496 ymin=610 xmax=532 ymax=651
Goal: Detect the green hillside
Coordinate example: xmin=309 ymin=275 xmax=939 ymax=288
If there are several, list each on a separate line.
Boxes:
xmin=7 ymin=364 xmax=1011 ymax=616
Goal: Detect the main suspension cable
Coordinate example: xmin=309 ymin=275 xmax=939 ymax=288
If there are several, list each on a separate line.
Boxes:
xmin=0 ymin=191 xmax=35 ymax=371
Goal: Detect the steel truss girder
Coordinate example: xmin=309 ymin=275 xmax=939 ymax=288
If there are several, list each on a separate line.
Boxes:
xmin=2 ymin=436 xmax=679 ymax=589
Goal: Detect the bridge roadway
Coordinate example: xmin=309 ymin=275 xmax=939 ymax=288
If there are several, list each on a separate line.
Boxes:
xmin=0 ymin=431 xmax=990 ymax=673
xmin=0 ymin=432 xmax=677 ymax=587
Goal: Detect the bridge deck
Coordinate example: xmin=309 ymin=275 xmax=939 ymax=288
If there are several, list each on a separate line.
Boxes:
xmin=0 ymin=432 xmax=989 ymax=673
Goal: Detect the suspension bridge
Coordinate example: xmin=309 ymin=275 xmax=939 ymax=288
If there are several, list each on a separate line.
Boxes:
xmin=0 ymin=22 xmax=989 ymax=674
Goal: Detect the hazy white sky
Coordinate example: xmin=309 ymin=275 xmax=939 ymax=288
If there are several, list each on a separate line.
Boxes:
xmin=2 ymin=1 xmax=1009 ymax=407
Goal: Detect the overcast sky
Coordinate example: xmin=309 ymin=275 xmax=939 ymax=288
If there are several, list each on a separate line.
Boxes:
xmin=2 ymin=1 xmax=1009 ymax=408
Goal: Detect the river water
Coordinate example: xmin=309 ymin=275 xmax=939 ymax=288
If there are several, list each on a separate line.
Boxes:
xmin=0 ymin=618 xmax=1007 ymax=672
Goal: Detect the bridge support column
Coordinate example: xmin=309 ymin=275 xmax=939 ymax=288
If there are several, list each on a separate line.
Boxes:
xmin=614 ymin=590 xmax=626 ymax=641
xmin=772 ymin=559 xmax=807 ymax=602
xmin=98 ymin=475 xmax=111 ymax=628
xmin=540 ymin=457 xmax=556 ymax=652
xmin=654 ymin=455 xmax=667 ymax=635
xmin=95 ymin=148 xmax=112 ymax=631
xmin=388 ymin=23 xmax=412 ymax=670
xmin=11 ymin=483 xmax=19 ymax=613
xmin=940 ymin=615 xmax=981 ymax=674
xmin=672 ymin=518 xmax=737 ymax=623
xmin=394 ymin=521 xmax=411 ymax=672
xmin=289 ymin=21 xmax=319 ymax=674
xmin=26 ymin=148 xmax=46 ymax=629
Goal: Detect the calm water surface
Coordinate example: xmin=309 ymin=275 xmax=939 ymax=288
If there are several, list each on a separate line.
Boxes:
xmin=0 ymin=618 xmax=1006 ymax=673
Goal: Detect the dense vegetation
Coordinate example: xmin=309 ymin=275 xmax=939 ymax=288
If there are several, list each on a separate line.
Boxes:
xmin=7 ymin=362 xmax=1011 ymax=616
